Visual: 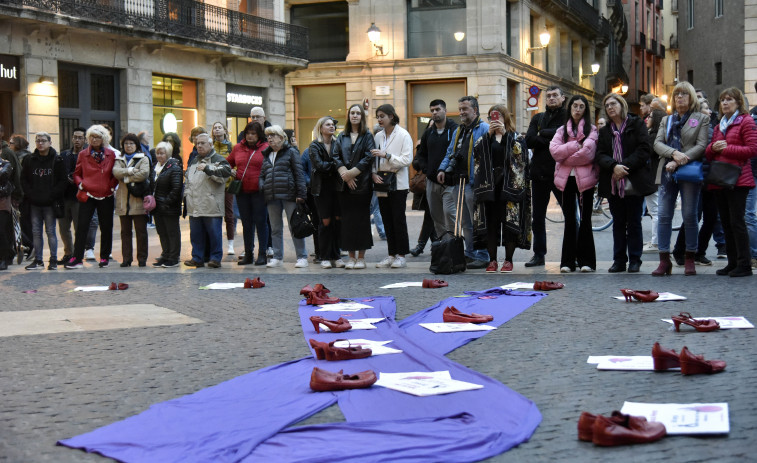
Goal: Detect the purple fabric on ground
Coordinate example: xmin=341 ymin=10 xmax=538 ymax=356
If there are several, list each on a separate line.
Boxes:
xmin=61 ymin=290 xmax=544 ymax=462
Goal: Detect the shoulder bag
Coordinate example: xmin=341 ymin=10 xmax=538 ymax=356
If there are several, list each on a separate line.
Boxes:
xmin=227 ymin=149 xmax=255 ymax=195
xmin=673 ymin=160 xmax=703 ymax=183
xmin=409 ymin=170 xmax=426 ymax=194
xmin=290 ymin=201 xmax=316 ymax=239
xmin=704 ymin=160 xmax=742 ymax=188
xmin=373 ymin=136 xmax=397 ymax=193
xmin=429 ymin=177 xmax=467 ymax=274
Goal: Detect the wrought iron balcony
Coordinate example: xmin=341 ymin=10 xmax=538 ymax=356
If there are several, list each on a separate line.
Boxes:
xmin=607 ymin=0 xmax=624 ymax=22
xmin=536 ymin=0 xmax=611 ymax=45
xmin=650 ymin=38 xmax=657 ymax=56
xmin=0 ymin=0 xmax=309 ymax=61
xmin=659 ymin=44 xmax=665 ymax=59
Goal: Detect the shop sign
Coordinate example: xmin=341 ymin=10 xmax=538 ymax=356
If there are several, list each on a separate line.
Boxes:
xmin=0 ymin=55 xmax=20 ymax=92
xmin=226 ymin=83 xmax=265 ymax=115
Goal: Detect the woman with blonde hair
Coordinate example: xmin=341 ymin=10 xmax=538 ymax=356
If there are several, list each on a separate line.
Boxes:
xmin=651 ymin=81 xmax=710 ymax=276
xmin=309 ymin=116 xmax=344 ymax=268
xmin=211 ymin=121 xmax=238 ymax=256
xmin=596 ymin=93 xmax=656 ymax=273
xmin=473 ymin=104 xmax=530 ymax=273
xmin=705 ymin=87 xmax=757 ymax=277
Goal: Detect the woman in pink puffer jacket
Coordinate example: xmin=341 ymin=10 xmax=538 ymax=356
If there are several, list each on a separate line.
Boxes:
xmin=550 ymin=94 xmax=599 ymax=272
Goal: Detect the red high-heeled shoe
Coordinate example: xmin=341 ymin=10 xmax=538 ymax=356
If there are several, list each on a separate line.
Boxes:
xmin=300 ymin=284 xmax=314 ymax=296
xmin=620 ymin=289 xmax=660 ymax=302
xmin=680 ymin=346 xmax=726 ymax=375
xmin=671 ymin=312 xmax=720 ymax=332
xmin=651 ymin=342 xmax=680 ymax=371
xmin=310 ymin=316 xmax=352 ymax=333
xmin=309 ymin=339 xmax=329 ymax=360
xmin=306 ymin=284 xmax=341 ymax=305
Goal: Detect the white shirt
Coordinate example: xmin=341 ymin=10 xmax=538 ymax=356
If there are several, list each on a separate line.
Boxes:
xmin=373 ymin=125 xmax=413 ymax=190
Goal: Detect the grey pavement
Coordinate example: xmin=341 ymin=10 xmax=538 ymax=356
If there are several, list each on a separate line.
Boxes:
xmin=0 ymin=202 xmax=754 ymax=463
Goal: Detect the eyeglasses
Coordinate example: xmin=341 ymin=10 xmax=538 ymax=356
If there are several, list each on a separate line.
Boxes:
xmin=674 ymin=93 xmax=688 ymax=99
xmin=604 ymin=102 xmax=619 ymax=109
xmin=35 ymin=139 xmax=50 ymax=144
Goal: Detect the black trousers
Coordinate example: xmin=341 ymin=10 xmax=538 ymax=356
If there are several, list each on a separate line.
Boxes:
xmin=714 ymin=187 xmax=751 ymax=269
xmin=0 ymin=210 xmax=12 ymax=262
xmin=74 ymin=196 xmax=114 ymax=261
xmin=378 ymin=189 xmax=410 ymax=256
xmin=531 ymin=177 xmax=562 ymax=257
xmin=608 ymin=194 xmax=644 ymax=265
xmin=560 ymin=178 xmax=596 ymax=270
xmin=154 ymin=213 xmax=181 ymax=262
xmin=314 ymin=188 xmax=342 ymax=261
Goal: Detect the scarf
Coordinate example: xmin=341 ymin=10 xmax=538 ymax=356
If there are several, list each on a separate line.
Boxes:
xmin=610 ymin=117 xmax=629 ymax=198
xmin=450 ymin=117 xmax=478 ymax=177
xmin=666 ymin=111 xmax=691 ymax=152
xmin=719 ymin=112 xmax=737 ymax=135
xmin=91 ymin=149 xmax=104 ymax=163
xmin=125 ymin=152 xmax=136 ymax=164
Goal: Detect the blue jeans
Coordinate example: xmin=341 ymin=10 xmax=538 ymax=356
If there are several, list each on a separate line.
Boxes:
xmin=657 ymin=173 xmax=700 ymax=253
xmin=189 ymin=216 xmax=223 ymax=263
xmin=237 ymin=192 xmax=268 ymax=256
xmin=608 ymin=194 xmax=645 ymax=265
xmin=267 ymin=199 xmax=307 ymax=261
xmin=31 ymin=205 xmax=57 ymax=261
xmin=745 ymin=184 xmax=757 ymax=258
xmin=370 ymin=193 xmax=385 ymax=237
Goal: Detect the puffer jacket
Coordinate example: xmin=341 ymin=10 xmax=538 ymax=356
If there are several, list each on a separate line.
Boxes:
xmin=308 ymin=140 xmax=340 ymax=196
xmin=184 ymin=149 xmax=231 ymax=217
xmin=259 ymin=143 xmax=306 ymax=202
xmin=152 ymin=157 xmax=183 ymax=216
xmin=705 ymin=114 xmax=757 ymax=189
xmin=112 ymin=152 xmax=151 ymax=216
xmin=596 ymin=114 xmax=656 ymax=198
xmin=549 ymin=120 xmax=599 ymax=192
xmin=334 ymin=130 xmax=376 ymax=194
xmin=74 ymin=146 xmax=118 ymax=201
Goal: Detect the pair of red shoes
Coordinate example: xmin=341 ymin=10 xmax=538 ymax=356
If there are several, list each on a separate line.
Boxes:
xmin=533 ymin=281 xmax=563 ymax=291
xmin=309 ymin=367 xmax=377 ymax=391
xmin=243 ymin=277 xmax=265 ymax=289
xmin=422 ymin=278 xmax=448 ymax=288
xmin=578 ymin=411 xmax=666 ymax=446
xmin=620 ymin=289 xmax=659 ymax=302
xmin=671 ymin=312 xmax=719 ymax=332
xmin=301 ymin=284 xmax=341 ymax=305
xmin=108 ymin=282 xmax=129 ymax=291
xmin=309 ymin=339 xmax=372 ymax=361
xmin=309 ymin=316 xmax=352 ymax=333
xmin=485 ymin=260 xmax=513 ymax=273
xmin=652 ymin=342 xmax=726 ymax=374
xmin=442 ymin=306 xmax=493 ymax=324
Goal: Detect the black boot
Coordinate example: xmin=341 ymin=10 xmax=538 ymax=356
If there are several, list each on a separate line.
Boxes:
xmin=409 ymin=244 xmax=424 ymax=257
xmin=254 ymin=252 xmax=266 ymax=266
xmin=0 ymin=260 xmax=7 ymax=271
xmin=238 ymin=251 xmax=254 ymax=265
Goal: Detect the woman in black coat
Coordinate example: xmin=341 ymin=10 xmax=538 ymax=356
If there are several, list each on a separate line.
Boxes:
xmin=151 ymin=141 xmax=183 ymax=267
xmin=596 ymin=93 xmax=656 ymax=273
xmin=334 ymin=104 xmax=376 ymax=269
xmin=308 ymin=116 xmax=343 ymax=269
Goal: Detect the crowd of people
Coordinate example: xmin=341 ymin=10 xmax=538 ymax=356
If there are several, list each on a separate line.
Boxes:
xmin=1 ymin=84 xmax=756 ymax=276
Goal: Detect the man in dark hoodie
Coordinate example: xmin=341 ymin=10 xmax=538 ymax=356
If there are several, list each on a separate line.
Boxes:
xmin=21 ymin=132 xmax=66 ymax=270
xmin=57 ymin=127 xmax=86 ymax=264
xmin=525 ymin=86 xmax=567 ymax=267
xmin=416 ymin=99 xmax=458 ymax=238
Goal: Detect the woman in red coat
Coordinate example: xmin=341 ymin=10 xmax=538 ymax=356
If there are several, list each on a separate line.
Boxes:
xmin=705 ymin=87 xmax=757 ymax=277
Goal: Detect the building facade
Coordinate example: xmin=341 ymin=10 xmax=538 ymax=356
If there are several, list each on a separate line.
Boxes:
xmin=622 ymin=0 xmax=665 ymax=110
xmin=0 ymin=0 xmax=307 ymax=162
xmin=284 ymin=0 xmax=619 ymax=144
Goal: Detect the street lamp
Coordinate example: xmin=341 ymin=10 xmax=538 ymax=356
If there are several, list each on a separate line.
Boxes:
xmin=527 ymin=28 xmax=551 ymax=53
xmin=367 ymin=23 xmax=387 ymax=56
xmin=454 ymin=31 xmax=465 ymax=41
xmin=581 ymin=63 xmax=601 ymax=79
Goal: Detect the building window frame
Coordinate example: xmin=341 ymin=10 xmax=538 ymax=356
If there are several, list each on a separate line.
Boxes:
xmin=687 ymin=0 xmax=694 ymax=29
xmin=714 ymin=0 xmax=723 ymax=18
xmin=407 ymin=0 xmax=467 ymax=59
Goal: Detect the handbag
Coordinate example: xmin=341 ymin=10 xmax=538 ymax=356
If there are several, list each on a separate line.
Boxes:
xmin=429 ymin=177 xmax=467 ymax=275
xmin=409 ymin=170 xmax=426 ymax=194
xmin=142 ymin=194 xmax=156 ymax=212
xmin=227 ymin=149 xmax=256 ymax=195
xmin=673 ymin=161 xmax=703 ymax=183
xmin=373 ymin=171 xmax=397 ymax=193
xmin=290 ymin=201 xmax=316 ymax=239
xmin=704 ymin=160 xmax=742 ymax=188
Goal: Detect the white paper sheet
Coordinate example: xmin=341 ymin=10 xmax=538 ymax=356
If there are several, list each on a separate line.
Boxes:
xmin=198 ymin=282 xmax=245 ymax=290
xmin=594 ymin=356 xmax=667 ymax=371
xmin=661 ymin=316 xmax=753 ymax=329
xmin=380 ymin=282 xmax=424 ymax=288
xmin=72 ymin=286 xmax=111 ymax=292
xmin=419 ymin=323 xmax=496 ymax=333
xmin=331 ymin=339 xmax=402 ymax=356
xmin=314 ymin=301 xmax=374 ymax=311
xmin=375 ymin=370 xmax=484 ymax=397
xmin=612 ymin=292 xmax=687 ymax=301
xmin=620 ymin=401 xmax=729 ymax=435
xmin=317 ymin=319 xmax=379 ymax=331
xmin=500 ymin=282 xmax=536 ymax=290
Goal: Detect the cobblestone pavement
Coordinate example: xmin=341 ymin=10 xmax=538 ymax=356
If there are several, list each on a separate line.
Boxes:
xmin=0 ymin=207 xmax=754 ymax=462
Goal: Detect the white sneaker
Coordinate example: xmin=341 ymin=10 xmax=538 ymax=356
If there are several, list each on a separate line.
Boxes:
xmin=390 ymin=256 xmax=406 ymax=268
xmin=344 ymin=258 xmax=356 ymax=269
xmin=334 ymin=258 xmax=346 ymax=268
xmin=642 ymin=243 xmax=659 ymax=254
xmin=560 ymin=266 xmax=572 ymax=273
xmin=227 ymin=242 xmax=235 ymax=255
xmin=295 ymin=258 xmax=309 ymax=268
xmin=266 ymin=247 xmax=274 ymax=257
xmin=354 ymin=259 xmax=366 ymax=269
xmin=376 ymin=256 xmax=395 ymax=268
xmin=321 ymin=260 xmax=332 ymax=269
xmin=266 ymin=258 xmax=282 ymax=268
xmin=84 ymin=249 xmax=96 ymax=261
xmin=580 ymin=266 xmax=595 ymax=273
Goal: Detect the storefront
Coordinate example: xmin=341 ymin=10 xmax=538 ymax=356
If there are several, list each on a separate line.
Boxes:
xmin=225 ymin=83 xmax=266 ymax=142
xmin=152 ymin=74 xmax=198 ymax=164
xmin=407 ymin=79 xmax=466 ymax=142
xmin=0 ymin=54 xmax=20 ymax=137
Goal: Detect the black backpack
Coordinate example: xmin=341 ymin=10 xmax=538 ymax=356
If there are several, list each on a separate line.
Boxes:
xmin=126 ymin=155 xmax=153 ymax=198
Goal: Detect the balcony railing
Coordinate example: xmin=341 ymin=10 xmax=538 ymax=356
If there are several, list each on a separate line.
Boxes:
xmin=1 ymin=0 xmax=309 ymax=60
xmin=659 ymin=44 xmax=665 ymax=59
xmin=638 ymin=31 xmax=646 ymax=48
xmin=650 ymin=38 xmax=657 ymax=56
xmin=657 ymin=0 xmax=663 ymax=9
xmin=537 ymin=0 xmax=610 ymax=43
xmin=607 ymin=0 xmax=624 ymax=22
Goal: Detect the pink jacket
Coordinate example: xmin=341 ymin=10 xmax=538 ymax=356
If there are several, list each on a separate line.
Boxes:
xmin=705 ymin=114 xmax=757 ymax=189
xmin=549 ymin=120 xmax=599 ymax=192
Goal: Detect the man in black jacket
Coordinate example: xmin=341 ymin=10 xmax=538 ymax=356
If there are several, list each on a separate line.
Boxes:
xmin=21 ymin=132 xmax=67 ymax=270
xmin=57 ymin=127 xmax=86 ymax=264
xmin=415 ymin=99 xmax=458 ymax=238
xmin=525 ymin=86 xmax=567 ymax=267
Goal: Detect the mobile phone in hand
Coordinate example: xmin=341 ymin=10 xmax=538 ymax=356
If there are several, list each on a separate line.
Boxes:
xmin=490 ymin=111 xmax=501 ymax=122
